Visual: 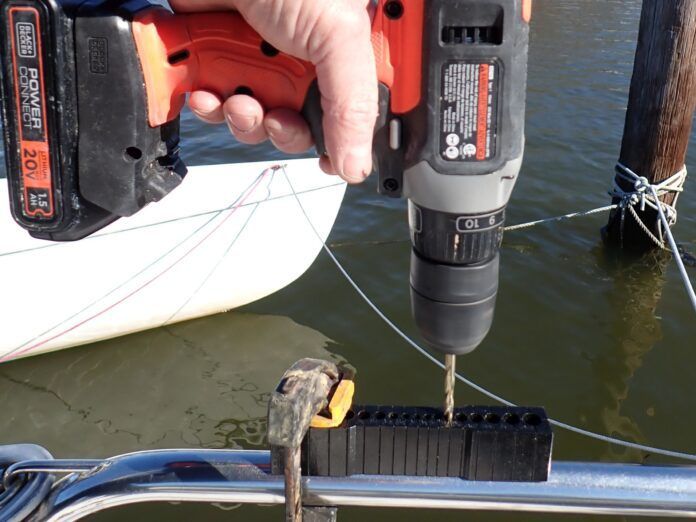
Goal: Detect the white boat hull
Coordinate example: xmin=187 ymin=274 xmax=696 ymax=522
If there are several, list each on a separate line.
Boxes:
xmin=0 ymin=159 xmax=346 ymax=362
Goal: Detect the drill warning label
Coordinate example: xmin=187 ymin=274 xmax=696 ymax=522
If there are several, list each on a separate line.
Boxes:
xmin=8 ymin=6 xmax=54 ymax=220
xmin=440 ymin=61 xmax=499 ymax=162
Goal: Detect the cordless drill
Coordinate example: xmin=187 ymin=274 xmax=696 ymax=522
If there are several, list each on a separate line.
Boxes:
xmin=0 ymin=0 xmax=530 ymax=402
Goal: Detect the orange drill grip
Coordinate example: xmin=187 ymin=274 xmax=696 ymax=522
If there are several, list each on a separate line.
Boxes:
xmin=131 ymin=1 xmax=424 ymax=128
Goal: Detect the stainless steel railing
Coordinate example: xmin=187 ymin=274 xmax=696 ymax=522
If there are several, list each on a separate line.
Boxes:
xmin=4 ymin=449 xmax=692 ymax=520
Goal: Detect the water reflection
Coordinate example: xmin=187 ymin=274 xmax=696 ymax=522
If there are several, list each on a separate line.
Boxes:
xmin=593 ymin=249 xmax=669 ymax=462
xmin=0 ymin=313 xmax=344 ymax=458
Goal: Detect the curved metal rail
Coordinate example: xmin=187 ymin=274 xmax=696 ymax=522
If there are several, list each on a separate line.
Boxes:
xmin=11 ymin=449 xmax=695 ymax=520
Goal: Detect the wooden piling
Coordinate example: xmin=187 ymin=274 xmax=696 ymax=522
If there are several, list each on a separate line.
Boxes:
xmin=605 ymin=0 xmax=696 ymax=249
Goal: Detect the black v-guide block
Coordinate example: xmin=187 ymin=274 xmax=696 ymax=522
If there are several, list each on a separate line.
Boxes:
xmin=272 ymin=405 xmax=553 ymax=482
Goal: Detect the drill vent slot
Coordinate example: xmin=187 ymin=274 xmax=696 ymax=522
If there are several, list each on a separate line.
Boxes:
xmin=167 ymin=49 xmax=190 ymax=65
xmin=442 ymin=26 xmax=502 ymax=45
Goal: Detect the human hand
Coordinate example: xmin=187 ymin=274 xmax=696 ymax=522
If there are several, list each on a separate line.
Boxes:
xmin=168 ymin=0 xmax=378 ymax=183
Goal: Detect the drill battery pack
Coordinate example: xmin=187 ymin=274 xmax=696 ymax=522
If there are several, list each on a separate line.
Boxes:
xmin=0 ymin=0 xmax=185 ymax=240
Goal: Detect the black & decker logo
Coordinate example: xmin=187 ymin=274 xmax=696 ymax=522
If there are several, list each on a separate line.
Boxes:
xmin=15 ymin=21 xmax=36 ymax=58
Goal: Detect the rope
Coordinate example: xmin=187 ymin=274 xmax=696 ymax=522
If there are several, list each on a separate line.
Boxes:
xmin=611 ymin=163 xmax=695 ymax=312
xmin=493 ymin=165 xmax=694 ymax=310
xmin=280 ymin=166 xmax=696 ymax=463
xmin=611 ymin=163 xmax=687 ymax=249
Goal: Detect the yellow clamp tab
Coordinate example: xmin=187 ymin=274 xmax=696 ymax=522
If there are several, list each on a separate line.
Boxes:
xmin=310 ymin=379 xmax=355 ymax=429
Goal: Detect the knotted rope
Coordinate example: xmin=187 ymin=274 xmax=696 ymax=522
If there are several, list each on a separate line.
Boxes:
xmin=610 ymin=162 xmax=687 ymax=249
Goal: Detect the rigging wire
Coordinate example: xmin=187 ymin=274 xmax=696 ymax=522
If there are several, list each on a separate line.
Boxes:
xmin=650 ymin=181 xmax=696 ymax=312
xmin=503 ymin=204 xmax=618 ymax=231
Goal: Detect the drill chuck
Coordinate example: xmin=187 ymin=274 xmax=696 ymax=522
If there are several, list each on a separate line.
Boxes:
xmin=409 ymin=201 xmax=503 ymax=355
xmin=410 ymin=253 xmax=499 ymax=355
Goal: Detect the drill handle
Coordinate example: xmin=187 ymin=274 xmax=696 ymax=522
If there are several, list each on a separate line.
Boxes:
xmin=131 ymin=2 xmax=424 ymax=171
xmin=132 ymin=8 xmax=318 ymax=126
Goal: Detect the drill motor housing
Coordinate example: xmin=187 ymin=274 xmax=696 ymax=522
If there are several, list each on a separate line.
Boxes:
xmin=390 ymin=0 xmax=530 ymax=354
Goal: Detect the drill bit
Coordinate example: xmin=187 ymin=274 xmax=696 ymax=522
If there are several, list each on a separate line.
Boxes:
xmin=444 ymin=354 xmax=456 ymax=426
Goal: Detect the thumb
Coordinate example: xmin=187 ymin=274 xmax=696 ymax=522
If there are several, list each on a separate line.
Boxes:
xmin=312 ymin=8 xmax=378 ymax=183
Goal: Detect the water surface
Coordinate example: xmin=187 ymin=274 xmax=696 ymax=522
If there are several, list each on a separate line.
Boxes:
xmin=1 ymin=1 xmax=695 ymax=520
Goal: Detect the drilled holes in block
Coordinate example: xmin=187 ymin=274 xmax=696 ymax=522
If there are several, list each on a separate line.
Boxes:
xmin=523 ymin=413 xmax=542 ymax=426
xmin=484 ymin=413 xmax=500 ymax=424
xmin=504 ymin=413 xmax=520 ymax=425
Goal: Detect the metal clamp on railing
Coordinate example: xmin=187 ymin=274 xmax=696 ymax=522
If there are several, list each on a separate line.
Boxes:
xmin=268 ymin=358 xmax=355 ymax=522
xmin=269 ymin=358 xmax=554 ymax=522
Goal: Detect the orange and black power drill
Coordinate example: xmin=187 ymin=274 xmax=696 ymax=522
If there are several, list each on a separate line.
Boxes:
xmin=0 ymin=0 xmax=530 ymax=355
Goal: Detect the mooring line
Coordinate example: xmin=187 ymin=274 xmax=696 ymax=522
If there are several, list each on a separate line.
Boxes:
xmin=281 ymin=166 xmax=696 ymax=463
xmin=612 ymin=163 xmax=696 ymax=312
xmin=503 ymin=204 xmax=618 ymax=231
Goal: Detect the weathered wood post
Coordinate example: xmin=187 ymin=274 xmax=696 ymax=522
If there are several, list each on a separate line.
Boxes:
xmin=604 ymin=0 xmax=696 ymax=249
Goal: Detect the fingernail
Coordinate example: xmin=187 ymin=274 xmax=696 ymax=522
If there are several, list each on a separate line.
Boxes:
xmin=226 ymin=113 xmax=257 ymax=133
xmin=266 ymin=120 xmax=293 ymax=146
xmin=341 ymin=149 xmax=372 ymax=182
